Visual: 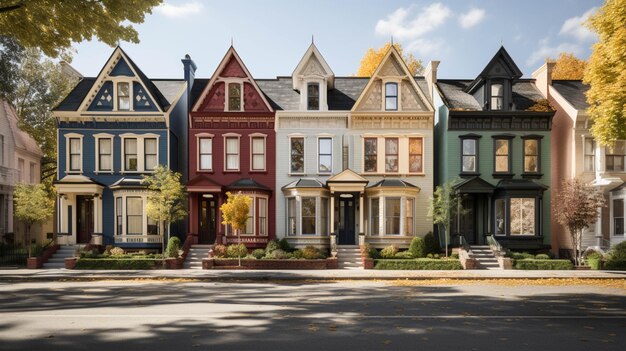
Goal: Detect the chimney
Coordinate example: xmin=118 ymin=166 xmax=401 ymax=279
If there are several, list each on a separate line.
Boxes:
xmin=531 ymin=61 xmax=555 ymax=99
xmin=181 ymin=54 xmax=197 ymax=109
xmin=60 ymin=61 xmax=83 ymax=81
xmin=424 ymin=60 xmax=440 ymax=101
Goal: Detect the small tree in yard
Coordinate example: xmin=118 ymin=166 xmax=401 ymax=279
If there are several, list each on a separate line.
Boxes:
xmin=553 ymin=179 xmax=605 ymax=266
xmin=220 ymin=192 xmax=252 ymax=267
xmin=13 ymin=183 xmax=53 ymax=257
xmin=143 ymin=166 xmax=187 ymax=264
xmin=428 ymin=180 xmax=465 ymax=257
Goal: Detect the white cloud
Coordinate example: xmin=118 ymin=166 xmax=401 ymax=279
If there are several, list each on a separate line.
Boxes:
xmin=155 ymin=1 xmax=203 ymax=18
xmin=526 ymin=38 xmax=583 ymax=66
xmin=375 ymin=3 xmax=452 ymax=56
xmin=458 ymin=8 xmax=485 ymax=29
xmin=559 ymin=7 xmax=598 ymax=42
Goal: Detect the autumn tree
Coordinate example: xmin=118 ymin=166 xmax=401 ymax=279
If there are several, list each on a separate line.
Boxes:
xmin=220 ymin=192 xmax=252 ymax=266
xmin=584 ymin=0 xmax=626 ymax=145
xmin=553 ymin=179 xmax=605 ymax=266
xmin=356 ymin=42 xmax=423 ymax=77
xmin=13 ymin=183 xmax=54 ymax=256
xmin=428 ymin=180 xmax=465 ymax=257
xmin=550 ymin=53 xmax=586 ymax=80
xmin=143 ymin=166 xmax=187 ymax=262
xmin=0 ymin=0 xmax=162 ymax=57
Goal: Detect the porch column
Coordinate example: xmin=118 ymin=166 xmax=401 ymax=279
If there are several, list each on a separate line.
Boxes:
xmin=330 ymin=193 xmax=335 ymax=234
xmin=595 ymin=205 xmax=603 ymax=247
xmin=359 ymin=193 xmax=364 ymax=235
xmin=7 ymin=194 xmax=13 ymax=232
xmin=93 ymin=195 xmax=98 ymax=233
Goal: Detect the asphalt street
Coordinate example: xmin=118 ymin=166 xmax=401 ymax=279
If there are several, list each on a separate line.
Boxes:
xmin=0 ymin=279 xmax=624 ymax=350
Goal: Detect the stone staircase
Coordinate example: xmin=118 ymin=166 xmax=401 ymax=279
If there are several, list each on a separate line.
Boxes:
xmin=183 ymin=245 xmax=212 ymax=269
xmin=336 ymin=245 xmax=362 ymax=270
xmin=43 ymin=245 xmax=77 ymax=269
xmin=469 ymin=245 xmax=500 ymax=270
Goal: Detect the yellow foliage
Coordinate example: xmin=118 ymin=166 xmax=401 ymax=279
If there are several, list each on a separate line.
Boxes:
xmin=220 ymin=192 xmax=252 ymax=232
xmin=550 ymin=53 xmax=586 ymax=80
xmin=356 ymin=43 xmax=423 ymax=77
xmin=584 ymin=0 xmax=626 ymax=145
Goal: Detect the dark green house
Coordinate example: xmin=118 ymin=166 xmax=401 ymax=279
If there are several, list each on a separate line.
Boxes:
xmin=433 ymin=47 xmax=555 ymax=250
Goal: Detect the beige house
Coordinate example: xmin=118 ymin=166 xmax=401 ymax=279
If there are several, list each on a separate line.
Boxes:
xmin=534 ymin=63 xmax=626 ymax=255
xmin=0 ymin=99 xmax=49 ymax=245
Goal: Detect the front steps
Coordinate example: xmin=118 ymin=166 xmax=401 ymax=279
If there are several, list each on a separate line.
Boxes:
xmin=43 ymin=245 xmax=77 ymax=269
xmin=336 ymin=245 xmax=362 ymax=270
xmin=469 ymin=245 xmax=500 ymax=270
xmin=184 ymin=245 xmax=212 ymax=269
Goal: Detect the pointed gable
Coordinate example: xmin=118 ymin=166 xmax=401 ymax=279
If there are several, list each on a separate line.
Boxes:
xmin=465 ymin=46 xmax=523 ymax=94
xmin=192 ymin=47 xmax=273 ymax=113
xmin=352 ymin=46 xmax=432 ymax=113
xmin=292 ymin=43 xmax=335 ymax=90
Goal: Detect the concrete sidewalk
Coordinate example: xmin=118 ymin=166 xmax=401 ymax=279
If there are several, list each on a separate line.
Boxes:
xmin=0 ymin=268 xmax=624 ymax=281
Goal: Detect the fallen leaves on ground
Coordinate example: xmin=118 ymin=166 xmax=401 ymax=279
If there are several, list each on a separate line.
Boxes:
xmin=387 ymin=278 xmax=626 ymax=290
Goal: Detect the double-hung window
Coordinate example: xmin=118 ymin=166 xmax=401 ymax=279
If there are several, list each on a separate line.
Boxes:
xmin=385 ymin=83 xmax=398 ymax=111
xmin=124 ymin=138 xmax=138 ymax=171
xmin=98 ymin=138 xmax=112 ymax=172
xmin=510 ymin=198 xmax=536 ymax=235
xmin=584 ymin=138 xmax=596 ymax=172
xmin=318 ymin=137 xmax=332 ymax=173
xmin=117 ymin=82 xmax=130 ymax=111
xmin=491 ymin=83 xmax=503 ymax=110
xmin=494 ymin=138 xmax=511 ymax=173
xmin=251 ymin=137 xmax=265 ymax=171
xmin=225 ymin=137 xmax=239 ymax=171
xmin=301 ymin=197 xmax=316 ymax=235
xmin=461 ymin=138 xmax=477 ymax=173
xmin=364 ymin=138 xmax=377 ymax=172
xmin=69 ymin=138 xmax=81 ymax=172
xmin=228 ymin=83 xmax=242 ymax=111
xmin=614 ymin=199 xmax=624 ymax=235
xmin=290 ymin=137 xmax=304 ymax=173
xmin=385 ymin=138 xmax=399 ymax=172
xmin=144 ymin=138 xmax=158 ymax=170
xmin=287 ymin=198 xmax=296 ymax=236
xmin=126 ymin=197 xmax=142 ymax=235
xmin=409 ymin=138 xmax=423 ymax=173
xmin=606 ymin=141 xmax=625 ymax=172
xmin=199 ymin=138 xmax=212 ymax=171
xmin=385 ymin=197 xmax=401 ymax=235
xmin=115 ymin=197 xmax=122 ymax=235
xmin=523 ymin=139 xmax=540 ymax=173
xmin=370 ymin=198 xmax=380 ymax=235
xmin=307 ymin=83 xmax=319 ymax=110
xmin=258 ymin=198 xmax=267 ymax=236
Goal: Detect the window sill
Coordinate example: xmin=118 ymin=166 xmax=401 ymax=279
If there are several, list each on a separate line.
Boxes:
xmin=521 ymin=173 xmax=543 ymax=179
xmin=94 ymin=171 xmax=114 ymax=175
xmin=121 ymin=171 xmax=155 ymax=175
xmin=492 ymin=172 xmax=515 ymax=178
xmin=288 ymin=173 xmax=306 ymax=177
xmin=197 ymin=169 xmax=214 ymax=173
xmin=250 ymin=170 xmax=268 ymax=174
xmin=223 ymin=170 xmax=241 ymax=173
xmin=459 ymin=172 xmax=480 ymax=177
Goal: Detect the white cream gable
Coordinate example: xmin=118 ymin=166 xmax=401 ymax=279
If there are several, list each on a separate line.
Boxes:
xmin=291 ymin=43 xmax=335 ymax=111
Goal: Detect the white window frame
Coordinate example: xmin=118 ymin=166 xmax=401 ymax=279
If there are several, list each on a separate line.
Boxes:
xmin=408 ymin=136 xmax=424 ymax=174
xmin=120 ymin=133 xmax=160 ymax=173
xmin=363 ymin=136 xmax=378 ymax=173
xmin=583 ymin=136 xmax=596 ymax=173
xmin=196 ymin=133 xmax=214 ymax=172
xmin=94 ymin=133 xmax=115 ymax=173
xmin=288 ymin=134 xmax=306 ymax=175
xmin=225 ymin=80 xmax=244 ymax=112
xmin=223 ymin=133 xmax=241 ymax=172
xmin=29 ymin=162 xmax=36 ymax=184
xmin=382 ymin=79 xmax=402 ymax=111
xmin=0 ymin=134 xmax=4 ymax=166
xmin=65 ymin=133 xmax=84 ymax=174
xmin=610 ymin=193 xmax=625 ymax=237
xmin=116 ymin=81 xmax=131 ymax=111
xmin=317 ymin=135 xmax=333 ymax=174
xmin=250 ymin=133 xmax=267 ymax=172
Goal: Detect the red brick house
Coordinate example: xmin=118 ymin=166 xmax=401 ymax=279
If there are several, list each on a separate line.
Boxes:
xmin=187 ymin=47 xmax=275 ymax=247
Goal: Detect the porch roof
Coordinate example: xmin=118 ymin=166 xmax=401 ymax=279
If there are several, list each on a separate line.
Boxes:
xmin=225 ymin=178 xmax=271 ymax=191
xmin=453 ymin=176 xmax=495 ymax=194
xmin=187 ymin=174 xmax=222 ymax=193
xmin=495 ymin=179 xmax=548 ymax=191
xmin=282 ymin=178 xmax=326 ymax=190
xmin=368 ymin=179 xmax=420 ymax=189
xmin=109 ymin=177 xmax=146 ymax=190
xmin=54 ymin=175 xmax=105 ymax=194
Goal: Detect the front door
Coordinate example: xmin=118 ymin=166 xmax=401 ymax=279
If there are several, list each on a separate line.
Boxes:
xmin=76 ymin=196 xmax=94 ymax=244
xmin=459 ymin=196 xmax=477 ymax=244
xmin=199 ymin=195 xmax=217 ymax=244
xmin=338 ymin=196 xmax=356 ymax=245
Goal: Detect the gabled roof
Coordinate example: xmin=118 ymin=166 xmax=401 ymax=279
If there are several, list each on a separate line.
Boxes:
xmin=282 ymin=178 xmax=327 ymax=190
xmin=226 ymin=178 xmax=271 ymax=191
xmin=109 ymin=177 xmax=145 ymax=189
xmin=465 ymin=46 xmax=523 ymax=94
xmin=187 ymin=174 xmax=223 ymax=187
xmin=54 ymin=174 xmax=105 ymax=187
xmin=291 ymin=42 xmax=335 ymax=89
xmin=326 ymin=169 xmax=368 ymax=184
xmin=437 ymin=79 xmax=546 ymax=111
xmin=453 ymin=176 xmax=495 ymax=194
xmin=496 ymin=179 xmax=548 ymax=191
xmin=191 ymin=46 xmax=273 ymax=113
xmin=551 ymin=80 xmax=589 ymax=111
xmin=1 ymin=99 xmax=43 ymax=157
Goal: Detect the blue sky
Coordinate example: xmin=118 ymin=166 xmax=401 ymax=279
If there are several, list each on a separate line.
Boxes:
xmin=70 ymin=0 xmax=602 ymax=79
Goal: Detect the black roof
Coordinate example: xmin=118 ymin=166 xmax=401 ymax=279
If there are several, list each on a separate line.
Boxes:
xmin=54 ymin=78 xmax=97 ymax=111
xmin=368 ymin=179 xmax=419 ymax=188
xmin=437 ymin=79 xmax=546 ymax=111
xmin=454 ymin=177 xmax=495 ymax=194
xmin=226 ymin=178 xmax=270 ymax=191
xmin=281 ymin=178 xmax=326 ymax=190
xmin=496 ymin=179 xmax=548 ymax=191
xmin=552 ymin=80 xmax=589 ymax=110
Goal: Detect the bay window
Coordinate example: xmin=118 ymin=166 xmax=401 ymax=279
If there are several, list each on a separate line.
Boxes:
xmin=606 ymin=141 xmax=625 ymax=172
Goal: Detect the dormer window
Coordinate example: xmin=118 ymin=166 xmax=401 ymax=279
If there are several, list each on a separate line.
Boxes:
xmin=307 ymin=83 xmax=320 ymax=110
xmin=491 ymin=83 xmax=504 ymax=110
xmin=228 ymin=83 xmax=242 ymax=111
xmin=385 ymin=83 xmax=398 ymax=111
xmin=117 ymin=82 xmax=130 ymax=111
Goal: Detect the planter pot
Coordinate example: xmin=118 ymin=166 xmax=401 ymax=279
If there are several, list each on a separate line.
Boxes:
xmin=587 ymin=258 xmax=603 ymax=270
xmin=64 ymin=257 xmax=77 ymax=269
xmin=27 ymin=257 xmax=42 ymax=269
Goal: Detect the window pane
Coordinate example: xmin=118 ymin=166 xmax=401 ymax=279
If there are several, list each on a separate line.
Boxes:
xmin=319 ymin=138 xmax=331 ymax=154
xmin=252 ymin=137 xmax=264 ymax=153
xmin=99 ymin=139 xmax=111 ymax=153
xmin=510 ymin=198 xmax=535 ymax=235
xmin=409 ymin=138 xmax=422 ymax=154
xmin=371 ymin=198 xmax=379 ymax=235
xmin=70 ymin=138 xmax=80 ymax=153
xmin=364 ymin=138 xmax=377 ymax=172
xmin=71 ymin=155 xmax=81 ymax=171
xmin=259 ymin=198 xmax=267 ymax=236
xmin=253 ymin=155 xmax=265 ymax=170
xmin=405 ymin=198 xmax=414 ymax=236
xmin=290 ymin=138 xmax=304 ymax=173
xmin=495 ymin=199 xmax=506 ymax=235
xmin=287 ymin=198 xmax=296 ymax=236
xmin=385 ymin=83 xmax=397 ymax=96
xmin=614 ymin=199 xmax=624 ymax=235
xmin=226 ymin=137 xmax=238 ymax=153
xmin=302 ymin=197 xmax=316 ymax=235
xmin=524 ymin=139 xmax=538 ymax=155
xmin=125 ymin=139 xmax=137 ymax=153
xmin=385 ymin=97 xmax=397 ymax=110
xmin=462 ymin=156 xmax=476 ymax=172
xmin=495 ymin=139 xmax=508 ymax=155
xmin=100 ymin=155 xmax=111 ymax=171
xmin=491 ymin=84 xmax=503 ymax=96
xmin=228 ymin=83 xmax=241 ymax=111
xmin=227 ymin=155 xmax=239 ymax=170
xmin=462 ymin=139 xmax=475 ymax=155
xmin=118 ymin=82 xmax=129 ymax=96
xmin=145 ymin=138 xmax=157 ymax=153
xmin=145 ymin=155 xmax=157 ymax=170
xmin=200 ymin=155 xmax=212 ymax=170
xmin=385 ymin=198 xmax=401 ymax=235
xmin=495 ymin=156 xmax=509 ymax=172
xmin=320 ymin=198 xmax=328 ymax=235
xmin=524 ymin=156 xmax=538 ymax=173
xmin=200 ymin=138 xmax=212 ymax=154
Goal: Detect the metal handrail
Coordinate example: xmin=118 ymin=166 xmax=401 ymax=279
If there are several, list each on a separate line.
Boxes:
xmin=459 ymin=235 xmax=470 ymax=253
xmin=486 ymin=235 xmax=504 ymax=254
xmin=598 ymin=238 xmax=611 ymax=250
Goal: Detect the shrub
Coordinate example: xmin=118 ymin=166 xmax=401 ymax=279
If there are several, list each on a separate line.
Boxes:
xmin=514 ymin=259 xmax=573 ymax=270
xmin=251 ymin=249 xmax=265 ymax=259
xmin=604 ymin=259 xmax=626 ymax=271
xmin=433 ymin=254 xmax=440 ymax=259
xmin=380 ymin=245 xmax=398 ymax=259
xmin=166 ymin=237 xmax=181 ymax=258
xmin=409 ymin=236 xmax=425 ymax=258
xmin=75 ymin=258 xmax=159 ymax=270
xmin=426 ymin=253 xmax=433 ymax=258
xmin=511 ymin=252 xmax=535 ymax=260
xmin=292 ymin=249 xmax=304 ymax=259
xmin=450 ymin=253 xmax=459 ymax=259
xmin=226 ymin=244 xmax=248 ymax=258
xmin=609 ymin=241 xmax=626 ymax=260
xmin=278 ymin=238 xmax=292 ymax=252
xmin=110 ymin=247 xmax=125 ymax=257
xmin=424 ymin=232 xmax=439 ymax=255
xmin=265 ymin=239 xmax=281 ymax=254
xmin=586 ymin=251 xmax=603 ymax=260
xmin=394 ymin=251 xmax=413 ymax=259
xmin=212 ymin=244 xmax=227 ymax=258
xmin=264 ymin=249 xmax=287 ymax=259
xmin=302 ymin=246 xmax=325 ymax=259
xmin=374 ymin=258 xmax=463 ymax=270
xmin=535 ymin=254 xmax=550 ymax=260
xmin=104 ymin=245 xmax=113 ymax=255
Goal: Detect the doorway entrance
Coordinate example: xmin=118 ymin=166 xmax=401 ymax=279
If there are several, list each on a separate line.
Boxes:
xmin=199 ymin=195 xmax=217 ymax=244
xmin=76 ymin=195 xmax=94 ymax=244
xmin=337 ymin=195 xmax=356 ymax=245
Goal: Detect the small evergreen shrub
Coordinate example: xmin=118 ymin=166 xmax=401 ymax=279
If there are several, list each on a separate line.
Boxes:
xmin=251 ymin=249 xmax=265 ymax=259
xmin=423 ymin=232 xmax=439 ymax=255
xmin=535 ymin=253 xmax=550 ymax=260
xmin=604 ymin=259 xmax=626 ymax=270
xmin=264 ymin=249 xmax=287 ymax=259
xmin=514 ymin=259 xmax=573 ymax=270
xmin=409 ymin=236 xmax=426 ymax=258
xmin=226 ymin=244 xmax=247 ymax=258
xmin=302 ymin=246 xmax=325 ymax=259
xmin=394 ymin=251 xmax=414 ymax=259
xmin=265 ymin=239 xmax=281 ymax=254
xmin=511 ymin=252 xmax=535 ymax=260
xmin=380 ymin=245 xmax=398 ymax=259
xmin=292 ymin=249 xmax=304 ymax=259
xmin=110 ymin=247 xmax=125 ymax=257
xmin=374 ymin=258 xmax=463 ymax=270
xmin=278 ymin=238 xmax=292 ymax=252
xmin=609 ymin=241 xmax=626 ymax=260
xmin=212 ymin=244 xmax=227 ymax=258
xmin=166 ymin=237 xmax=181 ymax=258
xmin=75 ymin=258 xmax=159 ymax=270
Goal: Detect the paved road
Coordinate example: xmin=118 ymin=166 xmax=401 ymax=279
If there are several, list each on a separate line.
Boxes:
xmin=0 ymin=280 xmax=624 ymax=350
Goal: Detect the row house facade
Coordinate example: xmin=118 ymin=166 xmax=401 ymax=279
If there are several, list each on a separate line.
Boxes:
xmin=434 ymin=47 xmax=555 ymax=251
xmin=258 ymin=44 xmax=434 ymax=249
xmin=533 ymin=63 xmax=626 ymax=254
xmin=187 ymin=47 xmax=276 ymax=248
xmin=52 ymin=47 xmax=188 ymax=248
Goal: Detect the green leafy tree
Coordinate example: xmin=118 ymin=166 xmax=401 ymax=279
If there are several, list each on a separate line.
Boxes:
xmin=142 ymin=166 xmax=187 ymax=263
xmin=220 ymin=192 xmax=252 ymax=266
xmin=0 ymin=0 xmax=162 ymax=57
xmin=0 ymin=36 xmax=25 ymax=98
xmin=428 ymin=180 xmax=465 ymax=257
xmin=584 ymin=0 xmax=626 ymax=145
xmin=553 ymin=179 xmax=605 ymax=266
xmin=13 ymin=183 xmax=54 ymax=256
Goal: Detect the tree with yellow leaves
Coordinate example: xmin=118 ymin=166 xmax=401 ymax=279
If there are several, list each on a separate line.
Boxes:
xmin=550 ymin=53 xmax=586 ymax=80
xmin=220 ymin=192 xmax=252 ymax=266
xmin=356 ymin=43 xmax=423 ymax=77
xmin=584 ymin=0 xmax=626 ymax=145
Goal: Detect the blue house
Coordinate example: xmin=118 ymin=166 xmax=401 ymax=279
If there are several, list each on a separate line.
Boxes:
xmin=52 ymin=47 xmax=188 ymax=248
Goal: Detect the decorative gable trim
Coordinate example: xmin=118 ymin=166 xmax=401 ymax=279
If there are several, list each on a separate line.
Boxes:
xmin=292 ymin=43 xmax=335 ymax=89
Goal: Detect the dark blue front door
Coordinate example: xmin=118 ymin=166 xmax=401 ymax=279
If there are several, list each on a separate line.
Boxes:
xmin=338 ymin=196 xmax=355 ymax=245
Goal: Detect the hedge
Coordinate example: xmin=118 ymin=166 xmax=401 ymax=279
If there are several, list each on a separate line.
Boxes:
xmin=374 ymin=258 xmax=463 ymax=270
xmin=604 ymin=259 xmax=626 ymax=271
xmin=514 ymin=259 xmax=573 ymax=270
xmin=75 ymin=258 xmax=161 ymax=270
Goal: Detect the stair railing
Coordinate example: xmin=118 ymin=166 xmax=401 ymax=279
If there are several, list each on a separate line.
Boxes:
xmin=459 ymin=235 xmax=470 ymax=254
xmin=486 ymin=235 xmax=504 ymax=256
